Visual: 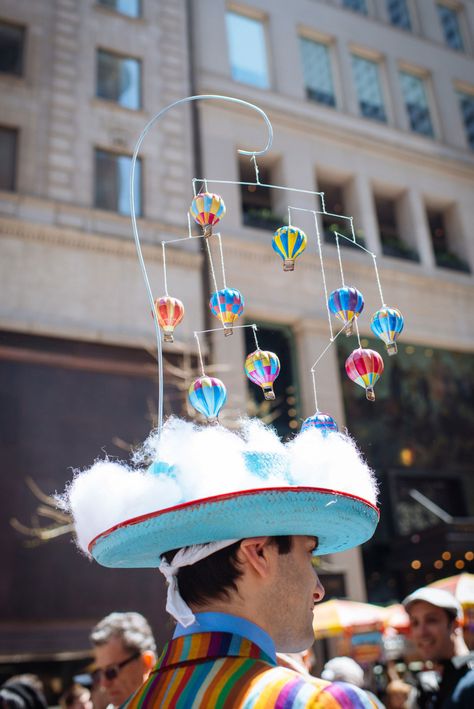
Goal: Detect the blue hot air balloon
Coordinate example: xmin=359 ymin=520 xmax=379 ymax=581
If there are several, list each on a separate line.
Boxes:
xmin=301 ymin=412 xmax=338 ymax=435
xmin=209 ymin=287 xmax=244 ymax=336
xmin=371 ymin=306 xmax=404 ymax=356
xmin=328 ymin=286 xmax=364 ymax=336
xmin=188 ymin=376 xmax=227 ymax=421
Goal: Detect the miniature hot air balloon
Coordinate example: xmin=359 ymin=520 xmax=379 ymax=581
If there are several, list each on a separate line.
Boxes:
xmin=272 ymin=226 xmax=307 ymax=271
xmin=371 ymin=306 xmax=404 ymax=356
xmin=189 ymin=192 xmax=226 ymax=237
xmin=154 ymin=296 xmax=184 ymax=343
xmin=301 ymin=412 xmax=338 ymax=434
xmin=328 ymin=286 xmax=364 ymax=336
xmin=345 ymin=348 xmax=384 ymax=401
xmin=188 ymin=376 xmax=227 ymax=421
xmin=209 ymin=287 xmax=244 ymax=336
xmin=244 ymin=349 xmax=280 ymax=400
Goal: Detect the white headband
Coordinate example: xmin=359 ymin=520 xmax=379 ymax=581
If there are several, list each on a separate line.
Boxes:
xmin=158 ymin=539 xmax=239 ymax=627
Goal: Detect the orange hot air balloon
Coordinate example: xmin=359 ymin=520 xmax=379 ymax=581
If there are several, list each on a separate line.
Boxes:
xmin=154 ymin=296 xmax=184 ymax=343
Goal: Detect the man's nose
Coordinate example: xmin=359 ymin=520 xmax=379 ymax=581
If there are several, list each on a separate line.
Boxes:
xmin=313 ymin=575 xmax=325 ymax=603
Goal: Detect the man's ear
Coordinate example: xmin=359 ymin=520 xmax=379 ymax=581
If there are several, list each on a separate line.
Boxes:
xmin=141 ymin=650 xmax=156 ymax=671
xmin=237 ymin=537 xmax=276 ymax=579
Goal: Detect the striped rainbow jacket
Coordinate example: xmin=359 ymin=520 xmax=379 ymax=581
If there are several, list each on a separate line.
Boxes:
xmin=121 ymin=631 xmax=381 ymax=708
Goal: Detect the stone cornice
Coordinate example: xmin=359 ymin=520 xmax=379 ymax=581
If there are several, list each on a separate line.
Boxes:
xmin=0 ymin=215 xmax=202 ymax=269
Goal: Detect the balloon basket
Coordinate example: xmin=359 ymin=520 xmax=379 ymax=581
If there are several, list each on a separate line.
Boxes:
xmin=386 ymin=342 xmax=398 ymax=356
xmin=163 ymin=332 xmax=174 ymax=343
xmin=263 ymin=387 xmax=275 ymax=401
xmin=345 ymin=321 xmax=354 ymax=337
xmin=223 ymin=327 xmax=233 ymax=336
xmin=203 ymin=225 xmax=212 ymax=238
xmin=283 ymin=259 xmax=294 ymax=272
xmin=365 ymin=387 xmax=376 ymax=402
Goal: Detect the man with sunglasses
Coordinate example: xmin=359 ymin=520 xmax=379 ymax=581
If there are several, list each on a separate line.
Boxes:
xmin=90 ymin=612 xmax=156 ymax=708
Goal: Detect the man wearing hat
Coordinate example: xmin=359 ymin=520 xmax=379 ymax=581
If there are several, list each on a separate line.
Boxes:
xmin=67 ymin=418 xmax=382 ymax=707
xmin=403 ymin=586 xmax=474 ymax=707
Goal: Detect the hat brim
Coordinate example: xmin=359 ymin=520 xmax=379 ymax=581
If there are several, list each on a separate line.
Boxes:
xmin=89 ymin=487 xmax=379 ymax=568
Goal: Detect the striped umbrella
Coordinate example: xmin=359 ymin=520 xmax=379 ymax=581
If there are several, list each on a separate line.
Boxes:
xmin=313 ymin=599 xmax=385 ymax=639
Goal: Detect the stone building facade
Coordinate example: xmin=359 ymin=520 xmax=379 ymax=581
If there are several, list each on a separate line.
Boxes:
xmin=0 ymin=0 xmax=473 ymax=668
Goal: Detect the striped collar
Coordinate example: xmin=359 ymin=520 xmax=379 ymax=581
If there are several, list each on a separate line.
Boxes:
xmin=154 ymin=632 xmax=276 ymax=672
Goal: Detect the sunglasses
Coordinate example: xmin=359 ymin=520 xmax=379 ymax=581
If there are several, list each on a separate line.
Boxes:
xmin=94 ymin=651 xmax=141 ymax=681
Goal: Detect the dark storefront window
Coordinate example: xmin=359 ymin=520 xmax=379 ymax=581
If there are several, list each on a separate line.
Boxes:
xmin=337 ymin=336 xmax=474 ymax=602
xmin=0 ymin=331 xmax=188 ymax=662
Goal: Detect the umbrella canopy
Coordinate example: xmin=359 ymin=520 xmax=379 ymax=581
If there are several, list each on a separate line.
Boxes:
xmin=428 ymin=573 xmax=474 ymax=608
xmin=313 ymin=599 xmax=384 ymax=639
xmin=380 ymin=603 xmax=410 ymax=634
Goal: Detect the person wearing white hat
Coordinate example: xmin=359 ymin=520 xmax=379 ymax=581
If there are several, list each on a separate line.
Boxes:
xmin=403 ymin=586 xmax=474 ymax=708
xmin=65 ymin=417 xmax=382 ymax=707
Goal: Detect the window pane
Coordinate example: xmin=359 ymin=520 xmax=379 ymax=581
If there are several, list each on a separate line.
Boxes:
xmin=95 ymin=150 xmax=141 ymax=216
xmin=437 ymin=4 xmax=464 ymax=51
xmin=457 ymin=91 xmax=474 ymax=150
xmin=399 ymin=72 xmax=434 ymax=137
xmin=343 ymin=0 xmax=368 ymax=14
xmin=427 ymin=207 xmax=470 ymax=272
xmin=0 ymin=127 xmax=17 ymax=190
xmin=0 ymin=22 xmax=24 ymax=75
xmin=97 ymin=0 xmax=141 ymax=17
xmin=226 ymin=12 xmax=269 ymax=89
xmin=97 ymin=50 xmax=141 ymax=109
xmin=351 ymin=56 xmax=386 ymax=122
xmin=299 ymin=38 xmax=335 ymax=107
xmin=386 ymin=0 xmax=411 ymax=30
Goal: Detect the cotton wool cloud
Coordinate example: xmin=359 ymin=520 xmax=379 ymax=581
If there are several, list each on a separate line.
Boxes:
xmin=63 ymin=417 xmax=378 ymax=555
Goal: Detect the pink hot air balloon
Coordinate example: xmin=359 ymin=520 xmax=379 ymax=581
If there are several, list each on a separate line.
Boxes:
xmin=345 ymin=348 xmax=384 ymax=401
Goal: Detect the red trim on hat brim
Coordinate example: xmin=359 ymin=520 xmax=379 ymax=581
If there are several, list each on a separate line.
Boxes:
xmin=88 ymin=486 xmax=380 ymax=554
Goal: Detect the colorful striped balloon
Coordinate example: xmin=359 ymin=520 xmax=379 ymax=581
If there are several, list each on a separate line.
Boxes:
xmin=328 ymin=286 xmax=364 ymax=336
xmin=154 ymin=296 xmax=184 ymax=343
xmin=345 ymin=348 xmax=384 ymax=401
xmin=244 ymin=349 xmax=280 ymax=400
xmin=188 ymin=376 xmax=227 ymax=421
xmin=189 ymin=192 xmax=226 ymax=236
xmin=272 ymin=226 xmax=307 ymax=271
xmin=209 ymin=287 xmax=244 ymax=336
xmin=371 ymin=307 xmax=404 ymax=356
xmin=301 ymin=412 xmax=338 ymax=434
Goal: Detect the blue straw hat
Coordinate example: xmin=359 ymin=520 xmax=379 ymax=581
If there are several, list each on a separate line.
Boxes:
xmin=88 ymin=448 xmax=379 ymax=568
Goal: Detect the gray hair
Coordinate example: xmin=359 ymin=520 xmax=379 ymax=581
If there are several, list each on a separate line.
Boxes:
xmin=90 ymin=612 xmax=156 ymax=655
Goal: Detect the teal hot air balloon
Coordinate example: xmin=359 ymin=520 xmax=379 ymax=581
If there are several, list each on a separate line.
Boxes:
xmin=371 ymin=307 xmax=404 ymax=356
xmin=328 ymin=286 xmax=364 ymax=337
xmin=301 ymin=412 xmax=338 ymax=435
xmin=272 ymin=226 xmax=307 ymax=271
xmin=188 ymin=376 xmax=227 ymax=421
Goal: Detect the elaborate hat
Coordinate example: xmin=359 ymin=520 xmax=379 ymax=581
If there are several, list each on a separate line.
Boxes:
xmin=66 ymin=417 xmax=379 ymax=569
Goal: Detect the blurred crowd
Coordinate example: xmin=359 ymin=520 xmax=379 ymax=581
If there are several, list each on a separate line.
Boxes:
xmin=1 ymin=584 xmax=472 ymax=709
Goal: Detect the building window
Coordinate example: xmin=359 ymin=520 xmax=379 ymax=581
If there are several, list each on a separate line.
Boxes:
xmin=0 ymin=21 xmax=25 ymax=75
xmin=437 ymin=4 xmax=464 ymax=51
xmin=386 ymin=0 xmax=411 ymax=30
xmin=351 ymin=55 xmax=386 ymax=122
xmin=427 ymin=207 xmax=470 ymax=273
xmin=399 ymin=72 xmax=434 ymax=137
xmin=374 ymin=195 xmax=419 ymax=261
xmin=226 ymin=11 xmax=269 ymax=89
xmin=239 ymin=158 xmax=284 ymax=231
xmin=0 ymin=126 xmax=17 ymax=191
xmin=457 ymin=91 xmax=474 ymax=150
xmin=96 ymin=49 xmax=141 ymax=110
xmin=299 ymin=37 xmax=336 ymax=107
xmin=343 ymin=0 xmax=368 ymax=14
xmin=97 ymin=0 xmax=141 ymax=18
xmin=94 ymin=149 xmax=142 ymax=216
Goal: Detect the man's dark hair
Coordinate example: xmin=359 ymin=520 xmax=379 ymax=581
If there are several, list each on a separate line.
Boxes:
xmin=164 ymin=535 xmax=293 ymax=607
